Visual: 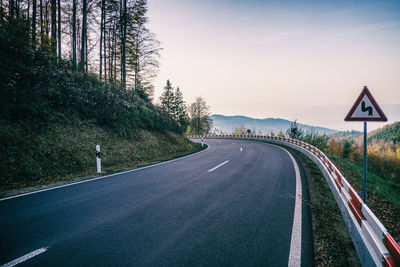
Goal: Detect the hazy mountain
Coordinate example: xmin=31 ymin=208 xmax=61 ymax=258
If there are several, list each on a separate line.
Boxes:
xmin=210 ymin=114 xmax=337 ymax=135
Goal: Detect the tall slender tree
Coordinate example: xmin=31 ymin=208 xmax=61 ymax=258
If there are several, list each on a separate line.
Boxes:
xmin=39 ymin=0 xmax=44 ymax=44
xmin=71 ymin=0 xmax=76 ymax=69
xmin=57 ymin=0 xmax=60 ymax=60
xmin=50 ymin=0 xmax=56 ymax=55
xmin=31 ymin=0 xmax=36 ymax=44
xmin=79 ymin=0 xmax=87 ymax=71
xmin=99 ymin=0 xmax=104 ymax=79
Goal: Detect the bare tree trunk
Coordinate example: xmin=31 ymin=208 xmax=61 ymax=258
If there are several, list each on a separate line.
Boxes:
xmin=32 ymin=0 xmax=36 ymax=44
xmin=80 ymin=0 xmax=87 ymax=72
xmin=15 ymin=0 xmax=20 ymax=19
xmin=50 ymin=0 xmax=56 ymax=55
xmin=72 ymin=0 xmax=76 ymax=69
xmin=103 ymin=6 xmax=107 ymax=82
xmin=99 ymin=0 xmax=104 ymax=80
xmin=0 ymin=0 xmax=3 ymax=26
xmin=85 ymin=32 xmax=88 ymax=72
xmin=121 ymin=0 xmax=126 ymax=88
xmin=57 ymin=0 xmax=61 ymax=61
xmin=27 ymin=0 xmax=30 ymax=20
xmin=45 ymin=1 xmax=49 ymax=43
xmin=9 ymin=0 xmax=14 ymax=19
xmin=113 ymin=26 xmax=117 ymax=80
xmin=108 ymin=28 xmax=112 ymax=81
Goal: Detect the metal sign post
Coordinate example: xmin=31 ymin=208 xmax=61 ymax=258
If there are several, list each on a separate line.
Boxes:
xmin=345 ymin=86 xmax=387 ymax=204
xmin=363 ymin=122 xmax=367 ymax=203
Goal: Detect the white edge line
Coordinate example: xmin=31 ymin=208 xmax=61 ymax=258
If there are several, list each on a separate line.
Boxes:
xmin=285 ymin=149 xmax=302 ymax=267
xmin=207 ymin=160 xmax=230 ymax=173
xmin=0 ymin=143 xmax=211 ymax=202
xmin=263 ymin=142 xmax=302 ymax=266
xmin=1 ymin=247 xmax=48 ymax=267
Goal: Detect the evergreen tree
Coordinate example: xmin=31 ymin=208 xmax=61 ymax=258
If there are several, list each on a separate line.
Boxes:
xmin=172 ymin=86 xmax=188 ymax=130
xmin=342 ymin=140 xmax=352 ymax=158
xmin=159 ymin=80 xmax=174 ymax=115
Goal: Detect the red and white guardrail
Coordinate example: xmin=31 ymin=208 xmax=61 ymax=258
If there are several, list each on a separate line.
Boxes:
xmin=188 ymin=134 xmax=400 ymax=267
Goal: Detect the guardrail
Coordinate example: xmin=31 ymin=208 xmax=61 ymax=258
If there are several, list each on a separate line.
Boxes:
xmin=188 ymin=134 xmax=400 ymax=267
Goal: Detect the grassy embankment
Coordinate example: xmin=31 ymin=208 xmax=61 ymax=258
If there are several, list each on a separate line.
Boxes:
xmin=327 ymin=153 xmax=400 ymax=242
xmin=0 ymin=23 xmax=203 ymax=197
xmin=285 ymin=147 xmax=361 ymax=266
xmin=283 ymin=143 xmax=399 ymax=266
xmin=0 ymin=121 xmax=203 ymax=197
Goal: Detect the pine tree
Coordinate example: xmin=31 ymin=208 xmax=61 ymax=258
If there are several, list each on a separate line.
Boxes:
xmin=172 ymin=87 xmax=188 ymax=130
xmin=159 ymin=80 xmax=174 ymax=115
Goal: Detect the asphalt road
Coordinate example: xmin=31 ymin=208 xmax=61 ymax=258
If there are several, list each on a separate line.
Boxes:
xmin=0 ymin=139 xmax=313 ymax=266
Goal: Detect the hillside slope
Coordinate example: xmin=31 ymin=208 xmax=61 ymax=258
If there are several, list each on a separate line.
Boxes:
xmin=368 ymin=121 xmax=400 ymax=144
xmin=0 ymin=24 xmax=201 ymax=193
xmin=0 ymin=121 xmax=201 ymax=192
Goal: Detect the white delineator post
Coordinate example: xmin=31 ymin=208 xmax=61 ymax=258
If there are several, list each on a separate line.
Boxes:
xmin=96 ymin=145 xmax=101 ymax=173
xmin=201 ymin=136 xmax=204 ymax=147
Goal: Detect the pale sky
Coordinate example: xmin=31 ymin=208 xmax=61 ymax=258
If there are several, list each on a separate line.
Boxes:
xmin=148 ymin=0 xmax=400 ymax=131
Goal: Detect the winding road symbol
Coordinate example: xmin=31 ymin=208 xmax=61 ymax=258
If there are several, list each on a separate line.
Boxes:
xmin=344 ymin=86 xmax=387 ymax=122
xmin=361 ymin=101 xmax=373 ymax=116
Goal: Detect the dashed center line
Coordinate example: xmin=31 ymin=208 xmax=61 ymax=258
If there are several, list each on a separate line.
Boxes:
xmin=208 ymin=160 xmax=229 ymax=173
xmin=240 ymin=147 xmax=243 ymax=152
xmin=1 ymin=247 xmax=48 ymax=267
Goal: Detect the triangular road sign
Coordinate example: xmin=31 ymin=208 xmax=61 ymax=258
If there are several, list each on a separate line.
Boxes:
xmin=345 ymin=86 xmax=388 ymax=122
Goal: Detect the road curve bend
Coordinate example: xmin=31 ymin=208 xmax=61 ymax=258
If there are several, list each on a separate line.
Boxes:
xmin=0 ymin=139 xmax=313 ymax=266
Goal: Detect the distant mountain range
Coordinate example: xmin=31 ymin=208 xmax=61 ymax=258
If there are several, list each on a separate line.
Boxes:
xmin=210 ymin=114 xmax=337 ymax=135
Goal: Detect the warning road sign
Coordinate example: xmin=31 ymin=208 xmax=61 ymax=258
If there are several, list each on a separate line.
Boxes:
xmin=344 ymin=86 xmax=388 ymax=122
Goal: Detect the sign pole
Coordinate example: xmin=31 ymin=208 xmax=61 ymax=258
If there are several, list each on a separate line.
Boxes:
xmin=345 ymin=86 xmax=388 ymax=204
xmin=363 ymin=122 xmax=367 ymax=204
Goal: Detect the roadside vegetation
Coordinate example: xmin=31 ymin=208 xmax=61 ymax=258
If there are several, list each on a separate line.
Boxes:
xmin=0 ymin=1 xmax=211 ymax=195
xmin=286 ymin=147 xmax=360 ymax=266
xmin=290 ymin=122 xmax=400 ymax=241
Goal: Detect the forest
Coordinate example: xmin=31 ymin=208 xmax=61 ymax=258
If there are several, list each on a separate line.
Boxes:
xmin=0 ymin=0 xmax=213 ymax=190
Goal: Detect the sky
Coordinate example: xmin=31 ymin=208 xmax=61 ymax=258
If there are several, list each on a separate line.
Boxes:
xmin=147 ymin=0 xmax=400 ymax=131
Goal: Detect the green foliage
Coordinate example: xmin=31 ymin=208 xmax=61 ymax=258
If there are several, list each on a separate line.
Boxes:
xmin=0 ymin=23 xmax=180 ymax=133
xmin=159 ymin=80 xmax=174 ymax=114
xmin=327 ymin=153 xmax=400 ymax=241
xmin=368 ymin=121 xmax=400 ymax=144
xmin=342 ymin=140 xmax=352 ymax=158
xmin=189 ymin=96 xmax=212 ymax=135
xmin=298 ymin=131 xmax=330 ymax=151
xmin=0 ymin=20 xmax=199 ymax=189
xmin=159 ymin=80 xmax=189 ymax=133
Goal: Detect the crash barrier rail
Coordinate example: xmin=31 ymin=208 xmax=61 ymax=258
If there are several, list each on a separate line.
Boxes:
xmin=188 ymin=134 xmax=400 ymax=267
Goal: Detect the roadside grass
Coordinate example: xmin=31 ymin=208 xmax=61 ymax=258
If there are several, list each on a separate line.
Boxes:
xmin=284 ymin=146 xmax=361 ymax=266
xmin=327 ymin=154 xmax=400 ymax=242
xmin=0 ymin=122 xmax=204 ymax=198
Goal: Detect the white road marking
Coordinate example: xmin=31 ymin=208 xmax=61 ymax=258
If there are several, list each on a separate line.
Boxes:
xmin=1 ymin=247 xmax=48 ymax=267
xmin=0 ymin=143 xmax=211 ymax=202
xmin=208 ymin=160 xmax=230 ymax=173
xmin=240 ymin=147 xmax=243 ymax=151
xmin=285 ymin=150 xmax=302 ymax=267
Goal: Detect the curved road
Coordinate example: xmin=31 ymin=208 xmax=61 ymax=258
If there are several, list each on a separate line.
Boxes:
xmin=0 ymin=139 xmax=313 ymax=266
